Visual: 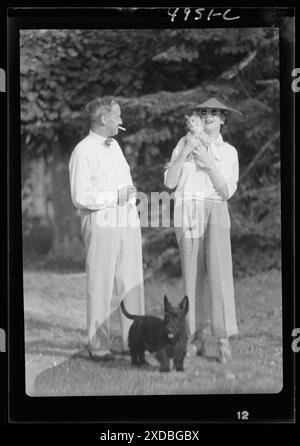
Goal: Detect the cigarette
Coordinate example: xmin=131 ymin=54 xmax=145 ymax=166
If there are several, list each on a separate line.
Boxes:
xmin=118 ymin=126 xmax=126 ymax=131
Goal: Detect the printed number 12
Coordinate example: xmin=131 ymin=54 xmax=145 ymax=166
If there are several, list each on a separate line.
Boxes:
xmin=237 ymin=411 xmax=249 ymax=420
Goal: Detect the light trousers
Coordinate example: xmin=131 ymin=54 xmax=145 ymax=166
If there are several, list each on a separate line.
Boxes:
xmin=174 ymin=199 xmax=238 ymax=339
xmin=81 ymin=205 xmax=145 ymax=351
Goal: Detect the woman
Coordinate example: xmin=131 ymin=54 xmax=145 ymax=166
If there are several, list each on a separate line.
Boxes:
xmin=164 ymin=97 xmax=242 ymax=363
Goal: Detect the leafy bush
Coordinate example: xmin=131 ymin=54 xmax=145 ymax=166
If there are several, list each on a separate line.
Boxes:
xmin=20 ymin=28 xmax=282 ymax=275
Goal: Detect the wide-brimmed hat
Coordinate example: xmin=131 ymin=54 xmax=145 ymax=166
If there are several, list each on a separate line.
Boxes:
xmin=196 ymin=97 xmax=243 ymax=116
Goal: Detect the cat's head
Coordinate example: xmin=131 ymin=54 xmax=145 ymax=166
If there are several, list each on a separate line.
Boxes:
xmin=185 ymin=111 xmax=203 ymax=132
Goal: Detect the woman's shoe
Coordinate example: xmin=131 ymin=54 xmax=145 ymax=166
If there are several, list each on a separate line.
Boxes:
xmin=187 ymin=328 xmax=209 ymax=358
xmin=187 ymin=342 xmax=207 ymax=357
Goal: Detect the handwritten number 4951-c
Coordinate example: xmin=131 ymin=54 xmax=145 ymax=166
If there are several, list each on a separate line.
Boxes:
xmin=167 ymin=8 xmax=240 ymax=22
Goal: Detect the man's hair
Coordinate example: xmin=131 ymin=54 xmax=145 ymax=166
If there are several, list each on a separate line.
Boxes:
xmin=85 ymin=97 xmax=117 ymax=123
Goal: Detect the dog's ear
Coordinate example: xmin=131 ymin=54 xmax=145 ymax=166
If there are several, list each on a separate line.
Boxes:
xmin=179 ymin=295 xmax=189 ymax=315
xmin=164 ymin=294 xmax=171 ymax=311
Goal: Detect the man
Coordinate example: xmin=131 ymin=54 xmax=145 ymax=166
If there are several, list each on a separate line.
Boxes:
xmin=164 ymin=97 xmax=242 ymax=363
xmin=69 ymin=97 xmax=145 ymax=360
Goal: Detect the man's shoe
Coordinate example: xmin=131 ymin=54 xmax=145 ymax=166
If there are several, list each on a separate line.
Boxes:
xmin=88 ymin=349 xmax=115 ymax=361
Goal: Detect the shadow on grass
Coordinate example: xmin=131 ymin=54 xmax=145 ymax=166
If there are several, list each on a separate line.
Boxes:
xmin=30 ymin=340 xmax=283 ymax=396
xmin=32 ymin=347 xmax=161 ymax=396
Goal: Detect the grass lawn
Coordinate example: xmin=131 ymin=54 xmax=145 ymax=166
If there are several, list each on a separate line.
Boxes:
xmin=24 ymin=269 xmax=282 ymax=396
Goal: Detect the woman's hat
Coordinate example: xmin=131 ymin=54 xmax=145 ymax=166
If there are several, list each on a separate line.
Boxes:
xmin=196 ymin=97 xmax=243 ymax=116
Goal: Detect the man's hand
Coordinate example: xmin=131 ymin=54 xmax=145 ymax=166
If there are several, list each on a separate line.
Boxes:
xmin=118 ymin=185 xmax=137 ymax=206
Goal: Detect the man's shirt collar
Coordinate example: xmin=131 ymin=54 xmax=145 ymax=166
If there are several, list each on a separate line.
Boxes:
xmin=89 ymin=130 xmax=109 ymax=144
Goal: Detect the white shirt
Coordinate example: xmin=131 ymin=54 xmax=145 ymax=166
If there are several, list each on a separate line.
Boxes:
xmin=69 ymin=130 xmax=134 ymax=211
xmin=164 ymin=134 xmax=239 ymax=201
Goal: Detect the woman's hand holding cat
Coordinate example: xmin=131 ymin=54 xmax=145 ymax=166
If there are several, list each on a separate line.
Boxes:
xmin=193 ymin=144 xmax=213 ymax=169
xmin=182 ymin=132 xmax=199 ymax=158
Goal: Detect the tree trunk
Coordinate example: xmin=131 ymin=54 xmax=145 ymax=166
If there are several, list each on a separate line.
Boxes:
xmin=22 ymin=155 xmax=54 ymax=257
xmin=27 ymin=156 xmax=48 ymax=218
xmin=49 ymin=136 xmax=83 ymax=263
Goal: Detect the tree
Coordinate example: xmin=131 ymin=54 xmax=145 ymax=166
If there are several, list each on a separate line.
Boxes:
xmin=20 ymin=28 xmax=280 ymax=274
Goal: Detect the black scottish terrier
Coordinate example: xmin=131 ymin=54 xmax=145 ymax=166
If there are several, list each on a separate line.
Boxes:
xmin=120 ymin=295 xmax=189 ymax=372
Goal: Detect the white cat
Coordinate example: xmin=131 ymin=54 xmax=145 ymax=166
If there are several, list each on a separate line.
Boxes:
xmin=185 ymin=112 xmax=211 ymax=168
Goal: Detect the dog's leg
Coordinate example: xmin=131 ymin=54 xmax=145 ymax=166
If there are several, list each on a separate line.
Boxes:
xmin=131 ymin=349 xmax=139 ymax=366
xmin=158 ymin=348 xmax=170 ymax=372
xmin=173 ymin=353 xmax=185 ymax=372
xmin=173 ymin=343 xmax=186 ymax=372
xmin=137 ymin=349 xmax=149 ymax=366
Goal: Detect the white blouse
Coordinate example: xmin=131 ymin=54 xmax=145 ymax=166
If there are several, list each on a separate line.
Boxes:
xmin=164 ymin=134 xmax=239 ymax=201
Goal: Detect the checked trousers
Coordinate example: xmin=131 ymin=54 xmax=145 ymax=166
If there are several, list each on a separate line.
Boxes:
xmin=174 ymin=199 xmax=238 ymax=339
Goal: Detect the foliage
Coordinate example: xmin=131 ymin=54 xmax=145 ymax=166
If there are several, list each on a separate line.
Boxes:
xmin=20 ymin=28 xmax=279 ymax=153
xmin=20 ymin=28 xmax=281 ymax=273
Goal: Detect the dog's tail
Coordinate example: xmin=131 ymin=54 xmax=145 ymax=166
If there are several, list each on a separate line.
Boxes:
xmin=120 ymin=300 xmax=137 ymax=320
